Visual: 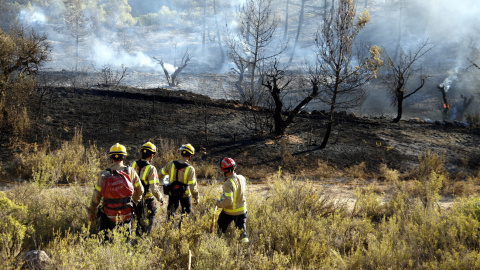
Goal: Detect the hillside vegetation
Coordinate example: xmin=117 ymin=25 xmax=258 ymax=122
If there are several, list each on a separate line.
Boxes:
xmin=2 ymin=120 xmax=480 ymax=268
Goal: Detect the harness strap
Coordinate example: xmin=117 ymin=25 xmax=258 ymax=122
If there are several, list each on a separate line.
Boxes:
xmin=104 ymin=197 xmax=132 ymax=204
xmin=104 ymin=203 xmax=133 ymax=211
xmin=133 ymin=160 xmax=152 ymax=196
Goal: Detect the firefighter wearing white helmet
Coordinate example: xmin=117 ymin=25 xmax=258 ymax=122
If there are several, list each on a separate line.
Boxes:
xmin=160 ymin=143 xmax=199 ymax=225
xmin=216 ymin=157 xmax=249 ymax=243
xmin=87 ymin=143 xmax=143 ymax=237
xmin=131 ymin=142 xmax=164 ymax=236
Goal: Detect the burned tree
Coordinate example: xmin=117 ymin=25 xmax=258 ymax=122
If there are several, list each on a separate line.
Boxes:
xmin=457 ymin=95 xmax=474 ymax=121
xmin=262 ymin=59 xmax=318 ymax=135
xmin=61 ymin=0 xmax=93 ymax=72
xmin=384 ymin=41 xmax=433 ymax=123
xmin=153 ymin=50 xmax=192 ymax=87
xmin=288 ymin=0 xmax=307 ymax=65
xmin=99 ymin=64 xmax=128 ymax=87
xmin=313 ymin=0 xmax=382 ymax=149
xmin=437 ymin=81 xmax=450 ymax=121
xmin=226 ymin=0 xmax=286 ymax=105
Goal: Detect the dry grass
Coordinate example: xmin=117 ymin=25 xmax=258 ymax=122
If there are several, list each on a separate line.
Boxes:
xmin=379 ymin=163 xmax=400 ymax=183
xmin=4 ymin=134 xmax=480 ymax=269
xmin=310 ymin=159 xmax=343 ymax=179
xmin=345 ymin=162 xmax=368 ymax=179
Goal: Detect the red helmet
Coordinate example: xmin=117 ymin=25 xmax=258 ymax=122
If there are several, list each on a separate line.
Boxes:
xmin=220 ymin=157 xmax=236 ymax=172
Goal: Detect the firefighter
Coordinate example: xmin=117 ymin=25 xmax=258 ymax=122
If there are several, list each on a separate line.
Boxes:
xmin=87 ymin=143 xmax=143 ymax=236
xmin=160 ymin=144 xmax=199 ymax=224
xmin=216 ymin=157 xmax=249 ymax=243
xmin=131 ymin=142 xmax=164 ymax=236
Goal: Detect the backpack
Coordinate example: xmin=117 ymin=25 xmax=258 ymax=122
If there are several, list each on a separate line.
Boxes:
xmin=133 ymin=160 xmax=151 ymax=196
xmin=101 ymin=168 xmax=134 ymax=222
xmin=164 ymin=161 xmax=189 ymax=199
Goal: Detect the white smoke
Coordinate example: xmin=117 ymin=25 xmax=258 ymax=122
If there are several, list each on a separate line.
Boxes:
xmin=91 ymin=39 xmax=160 ymax=71
xmin=18 ymin=7 xmax=47 ymax=25
xmin=439 ymin=77 xmax=453 ymax=92
xmin=439 ymin=67 xmax=460 ymax=92
xmin=162 ymin=62 xmax=176 ymax=74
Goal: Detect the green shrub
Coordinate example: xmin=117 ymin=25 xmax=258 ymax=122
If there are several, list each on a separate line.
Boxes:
xmin=313 ymin=159 xmax=342 ymax=179
xmin=0 ymin=191 xmax=32 ymax=266
xmin=412 ymin=171 xmax=444 ymax=207
xmin=0 ymin=27 xmax=49 ymax=142
xmin=151 ymin=137 xmax=179 ymax=170
xmin=5 ymin=182 xmax=91 ymax=250
xmin=3 ymin=169 xmax=480 ymax=268
xmin=15 ymin=128 xmax=102 ymax=184
xmin=416 ymin=150 xmax=446 ymax=180
xmin=352 ymin=185 xmax=385 ymax=220
xmin=345 ymin=162 xmax=367 ymax=179
xmin=195 ymin=160 xmax=221 ymax=180
xmin=379 ymin=163 xmax=399 ymax=183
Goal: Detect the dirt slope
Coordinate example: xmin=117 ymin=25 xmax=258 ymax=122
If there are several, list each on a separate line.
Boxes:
xmin=3 ymin=86 xmax=480 ymax=180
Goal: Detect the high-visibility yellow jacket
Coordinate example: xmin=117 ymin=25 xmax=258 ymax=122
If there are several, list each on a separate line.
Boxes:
xmin=131 ymin=159 xmax=163 ymax=203
xmin=87 ymin=163 xmax=144 ymax=216
xmin=160 ymin=157 xmax=199 ymax=200
xmin=217 ymin=173 xmax=247 ymax=215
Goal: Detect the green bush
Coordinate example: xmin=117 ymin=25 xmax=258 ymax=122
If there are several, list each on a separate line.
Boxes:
xmin=6 ymin=182 xmax=91 ymax=250
xmin=15 ymin=128 xmax=102 ymax=184
xmin=416 ymin=150 xmax=446 ymax=180
xmin=352 ymin=185 xmax=385 ymax=220
xmin=0 ymin=191 xmax=32 ymax=266
xmin=3 ymin=166 xmax=480 ymax=268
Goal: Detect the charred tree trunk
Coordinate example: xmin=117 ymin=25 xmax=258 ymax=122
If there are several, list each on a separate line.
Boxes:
xmin=457 ymin=95 xmax=474 ymax=121
xmin=263 ymin=61 xmax=318 ymax=136
xmin=273 ymin=102 xmax=287 ymax=135
xmin=213 ymin=0 xmax=225 ymax=66
xmin=438 ymin=85 xmax=449 ymax=121
xmin=320 ymin=86 xmax=338 ymax=149
xmin=288 ymin=0 xmax=306 ymax=64
xmin=153 ymin=51 xmax=191 ymax=87
xmin=320 ymin=109 xmax=335 ymax=149
xmin=392 ymin=77 xmax=424 ymax=123
xmin=393 ymin=93 xmax=404 ymax=123
xmin=283 ymin=0 xmax=289 ymax=41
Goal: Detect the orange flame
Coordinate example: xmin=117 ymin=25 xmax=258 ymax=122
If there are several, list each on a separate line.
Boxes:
xmin=443 ymin=103 xmax=450 ymax=109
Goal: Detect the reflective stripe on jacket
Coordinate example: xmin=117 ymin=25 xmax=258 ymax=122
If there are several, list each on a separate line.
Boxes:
xmin=131 ymin=160 xmax=163 ymax=202
xmin=160 ymin=157 xmax=199 ymax=199
xmin=217 ymin=173 xmax=247 ymax=215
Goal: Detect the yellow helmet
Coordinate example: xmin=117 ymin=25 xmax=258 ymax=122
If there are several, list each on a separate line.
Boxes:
xmin=140 ymin=142 xmax=157 ymax=155
xmin=109 ymin=143 xmax=127 ymax=158
xmin=179 ymin=144 xmax=195 ymax=155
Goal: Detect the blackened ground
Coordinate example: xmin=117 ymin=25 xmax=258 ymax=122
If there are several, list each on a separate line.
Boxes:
xmin=3 ymin=85 xmax=480 ymax=180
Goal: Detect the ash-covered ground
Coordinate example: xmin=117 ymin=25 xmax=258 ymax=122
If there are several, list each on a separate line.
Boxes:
xmin=5 ymin=80 xmax=478 ymax=180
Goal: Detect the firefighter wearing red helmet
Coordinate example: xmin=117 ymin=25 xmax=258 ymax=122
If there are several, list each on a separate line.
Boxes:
xmin=216 ymin=157 xmax=249 ymax=243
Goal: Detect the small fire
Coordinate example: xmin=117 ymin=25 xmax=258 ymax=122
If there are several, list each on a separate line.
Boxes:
xmin=443 ymin=103 xmax=450 ymax=109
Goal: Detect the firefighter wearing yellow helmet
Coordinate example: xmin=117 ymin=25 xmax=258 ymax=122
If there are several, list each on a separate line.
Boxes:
xmin=160 ymin=143 xmax=199 ymax=226
xmin=87 ymin=143 xmax=143 ymax=236
xmin=131 ymin=142 xmax=164 ymax=236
